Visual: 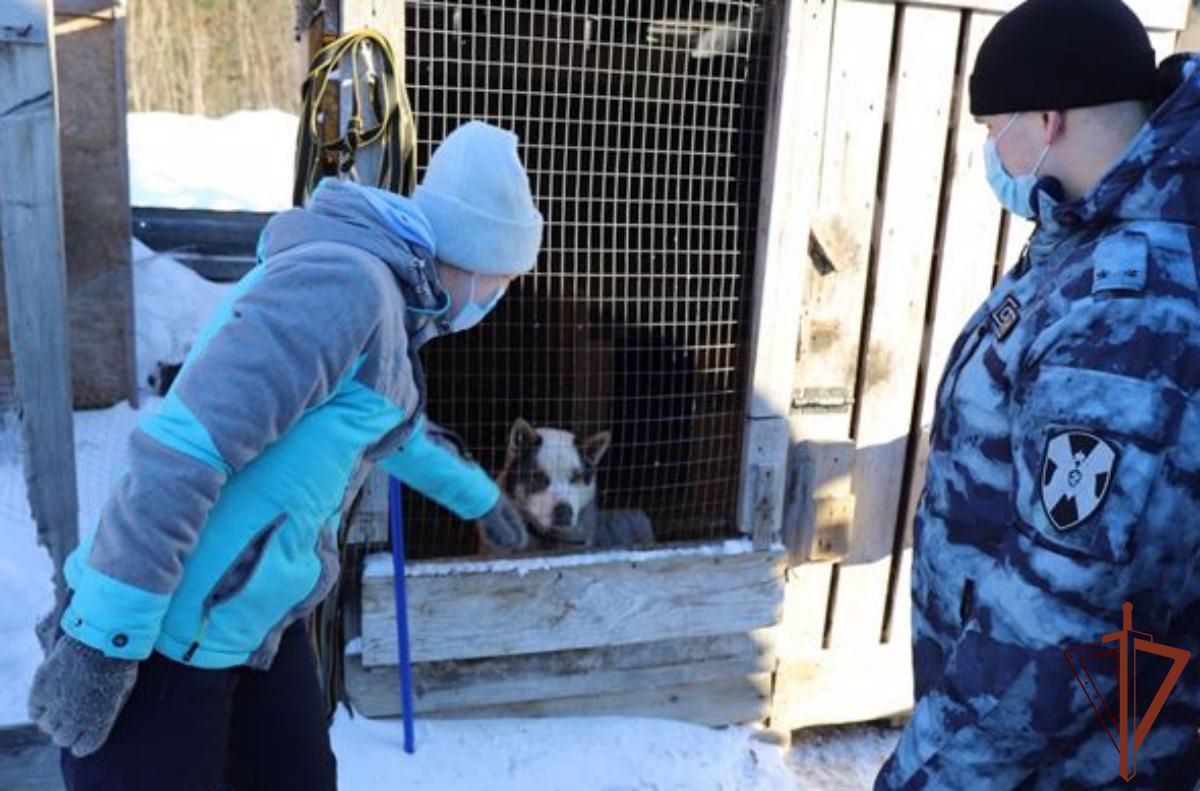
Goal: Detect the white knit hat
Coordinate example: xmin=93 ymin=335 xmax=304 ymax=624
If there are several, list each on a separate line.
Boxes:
xmin=413 ymin=121 xmax=545 ymax=275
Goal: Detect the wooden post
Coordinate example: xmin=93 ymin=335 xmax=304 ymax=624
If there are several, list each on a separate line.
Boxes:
xmin=52 ymin=0 xmax=137 ymax=409
xmin=0 ymin=0 xmax=80 ymax=601
xmin=737 ymin=0 xmax=833 ymax=550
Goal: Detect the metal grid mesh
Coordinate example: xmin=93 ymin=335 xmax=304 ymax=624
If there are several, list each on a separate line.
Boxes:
xmin=403 ymin=0 xmax=775 ymax=558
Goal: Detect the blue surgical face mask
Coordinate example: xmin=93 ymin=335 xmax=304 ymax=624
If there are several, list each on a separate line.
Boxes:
xmin=985 ymin=113 xmax=1051 ymax=219
xmin=448 ymin=275 xmax=507 ymax=333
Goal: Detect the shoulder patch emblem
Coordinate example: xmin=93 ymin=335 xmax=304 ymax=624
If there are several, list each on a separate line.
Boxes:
xmin=1041 ymin=430 xmax=1117 ymax=531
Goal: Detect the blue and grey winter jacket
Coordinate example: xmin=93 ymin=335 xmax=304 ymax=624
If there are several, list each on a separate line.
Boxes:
xmin=877 ymin=55 xmax=1200 ymax=790
xmin=61 ymin=179 xmax=500 ymax=669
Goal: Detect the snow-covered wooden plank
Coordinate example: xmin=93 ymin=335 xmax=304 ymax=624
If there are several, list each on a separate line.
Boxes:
xmin=0 ymin=0 xmax=79 ymax=599
xmin=361 ymin=544 xmax=786 ymax=666
xmin=346 ymin=630 xmax=775 ymax=717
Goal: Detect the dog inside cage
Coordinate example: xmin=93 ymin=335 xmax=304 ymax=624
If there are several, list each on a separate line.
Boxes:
xmin=399 ymin=0 xmax=775 ymax=558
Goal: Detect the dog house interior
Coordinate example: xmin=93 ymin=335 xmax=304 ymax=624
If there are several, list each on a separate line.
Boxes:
xmin=396 ymin=0 xmax=774 ymax=559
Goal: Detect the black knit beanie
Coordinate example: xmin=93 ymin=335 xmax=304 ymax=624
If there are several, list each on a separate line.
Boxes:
xmin=969 ymin=0 xmax=1158 ymax=116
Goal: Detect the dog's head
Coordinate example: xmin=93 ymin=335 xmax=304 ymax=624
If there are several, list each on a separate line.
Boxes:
xmin=502 ymin=418 xmax=612 ymax=546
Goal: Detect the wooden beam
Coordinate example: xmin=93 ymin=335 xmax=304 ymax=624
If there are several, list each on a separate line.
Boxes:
xmin=739 ymin=416 xmax=790 ymax=549
xmin=772 ymin=643 xmax=914 ymax=730
xmin=400 ymin=674 xmax=775 ymax=728
xmin=856 ymin=0 xmax=1189 ymax=32
xmin=0 ymin=0 xmax=79 ymax=600
xmin=361 ymin=547 xmax=786 ymax=666
xmin=901 ymin=10 xmax=1002 ymax=573
xmin=832 ymin=5 xmax=959 ymax=652
xmin=787 ymin=0 xmax=895 ymax=563
xmin=53 ymin=0 xmax=136 ymax=407
xmin=346 ymin=630 xmax=775 ymax=717
xmin=738 ymin=0 xmax=834 ymax=548
xmin=742 ymin=0 xmax=830 ymax=420
xmin=52 ymin=0 xmax=118 ymax=18
xmin=345 ymin=467 xmax=389 ymax=545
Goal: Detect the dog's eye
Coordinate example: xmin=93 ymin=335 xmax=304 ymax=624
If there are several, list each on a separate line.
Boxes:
xmin=570 ymin=470 xmax=593 ymax=485
xmin=529 ymin=471 xmax=550 ymax=491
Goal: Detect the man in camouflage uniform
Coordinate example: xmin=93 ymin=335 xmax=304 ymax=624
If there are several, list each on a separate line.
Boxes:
xmin=876 ymin=1 xmax=1200 ymax=787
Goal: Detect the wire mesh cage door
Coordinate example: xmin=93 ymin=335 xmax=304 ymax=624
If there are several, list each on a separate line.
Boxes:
xmin=403 ymin=0 xmax=776 ymax=559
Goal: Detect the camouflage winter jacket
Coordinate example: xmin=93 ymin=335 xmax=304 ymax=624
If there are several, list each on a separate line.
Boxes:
xmin=877 ymin=54 xmax=1200 ymax=790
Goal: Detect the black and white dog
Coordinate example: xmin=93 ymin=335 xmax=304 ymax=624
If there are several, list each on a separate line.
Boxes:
xmin=491 ymin=418 xmax=654 ymax=552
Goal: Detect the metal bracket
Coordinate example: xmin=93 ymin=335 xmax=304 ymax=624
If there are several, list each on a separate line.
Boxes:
xmin=791 ymin=386 xmax=855 ymax=414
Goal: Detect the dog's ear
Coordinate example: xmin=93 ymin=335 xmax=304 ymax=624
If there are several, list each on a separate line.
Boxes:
xmin=509 ymin=418 xmax=541 ymax=452
xmin=578 ymin=430 xmax=612 ymax=466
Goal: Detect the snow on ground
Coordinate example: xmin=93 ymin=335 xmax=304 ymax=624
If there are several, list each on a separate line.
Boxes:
xmin=789 ymin=724 xmax=901 ymax=790
xmin=0 ymin=109 xmax=903 ymax=787
xmin=132 ymin=238 xmax=233 ymax=392
xmin=127 ymin=110 xmax=298 ymax=211
xmin=0 ymin=398 xmax=158 ymax=726
xmin=331 ymin=708 xmax=801 ymax=790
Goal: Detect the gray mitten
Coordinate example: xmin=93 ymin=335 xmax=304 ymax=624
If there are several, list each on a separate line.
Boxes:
xmin=35 ymin=596 xmax=68 ymax=656
xmin=478 ymin=494 xmax=530 ymax=552
xmin=28 ymin=635 xmax=138 ymax=757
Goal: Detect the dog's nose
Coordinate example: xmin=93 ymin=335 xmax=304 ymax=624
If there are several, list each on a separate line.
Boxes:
xmin=551 ymin=503 xmax=574 ymax=527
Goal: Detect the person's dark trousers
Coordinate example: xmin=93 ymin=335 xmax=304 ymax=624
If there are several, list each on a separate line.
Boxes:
xmin=61 ymin=621 xmax=337 ymax=791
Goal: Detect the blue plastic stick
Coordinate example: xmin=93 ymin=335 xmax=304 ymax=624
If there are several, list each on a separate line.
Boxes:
xmin=387 ymin=477 xmax=416 ymax=754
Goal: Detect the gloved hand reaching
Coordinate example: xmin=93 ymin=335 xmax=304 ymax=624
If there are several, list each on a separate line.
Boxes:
xmin=478 ymin=493 xmax=530 ymax=553
xmin=28 ymin=633 xmax=138 ymax=757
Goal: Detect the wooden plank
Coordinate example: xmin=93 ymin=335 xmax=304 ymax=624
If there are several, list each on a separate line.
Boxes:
xmin=346 ymin=467 xmax=389 ymax=545
xmin=346 ymin=631 xmax=775 ymax=717
xmin=772 ymin=561 xmax=835 ymax=662
xmin=739 ymin=0 xmax=835 ymax=557
xmin=53 ymin=0 xmax=116 ymax=17
xmin=998 ymin=214 xmax=1035 ymax=276
xmin=1148 ymin=29 xmax=1177 ymax=61
xmin=361 ymin=548 xmax=786 ymax=666
xmin=0 ymin=753 xmax=61 ymax=791
xmin=0 ymin=0 xmax=79 ymax=600
xmin=1179 ymin=1 xmax=1200 ymax=54
xmin=743 ymin=0 xmax=833 ymax=420
xmin=772 ymin=644 xmax=914 ymax=730
xmin=857 ymin=0 xmax=1189 ymax=32
xmin=51 ymin=0 xmax=135 ymax=407
xmin=416 ymin=674 xmax=774 ymax=728
xmin=885 ymin=547 xmax=914 ymax=646
xmin=787 ymin=0 xmax=894 ymax=562
xmin=776 ymin=555 xmax=916 ymax=732
xmin=738 ymin=416 xmax=790 ymax=548
xmin=834 ymin=6 xmax=960 ymax=650
xmin=901 ymin=11 xmax=1002 ymax=561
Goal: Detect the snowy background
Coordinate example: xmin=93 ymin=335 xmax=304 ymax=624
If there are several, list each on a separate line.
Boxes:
xmin=0 ymin=110 xmax=901 ymax=789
